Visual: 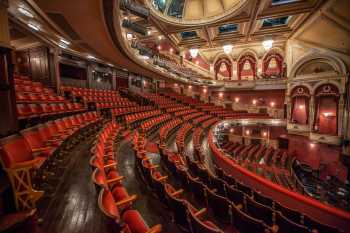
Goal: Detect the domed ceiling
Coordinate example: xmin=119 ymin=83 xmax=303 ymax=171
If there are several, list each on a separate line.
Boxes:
xmin=148 ymin=0 xmax=249 ymax=25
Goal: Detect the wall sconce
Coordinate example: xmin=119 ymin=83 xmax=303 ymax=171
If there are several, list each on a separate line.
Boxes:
xmin=270 ymin=102 xmax=275 ymax=107
xmin=252 ymin=99 xmax=257 ymax=105
xmin=169 ymin=48 xmax=174 ymax=53
xmin=174 ymin=83 xmax=178 ymax=87
xmin=188 ymin=85 xmax=192 ymax=89
xmin=323 ymin=112 xmax=334 ymax=118
xmin=310 ymin=143 xmax=316 ymax=148
xmin=245 ymin=130 xmax=250 ymax=135
xmin=262 ymin=132 xmax=267 ymax=137
xmin=203 ymin=88 xmax=207 ymax=93
xmin=235 ymin=97 xmax=240 ymax=103
xmin=230 ymin=128 xmax=234 ymax=133
xmin=219 ymin=92 xmax=224 ymax=98
xmin=298 ymin=105 xmax=305 ymax=109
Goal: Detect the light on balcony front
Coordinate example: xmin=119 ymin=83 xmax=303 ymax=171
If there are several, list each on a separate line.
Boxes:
xmin=60 ymin=38 xmax=70 ymax=45
xmin=262 ymin=39 xmax=274 ymax=50
xmin=28 ymin=22 xmax=40 ymax=31
xmin=189 ymin=48 xmax=199 ymax=58
xmin=18 ymin=7 xmax=34 ymax=18
xmin=223 ymin=44 xmax=233 ymax=54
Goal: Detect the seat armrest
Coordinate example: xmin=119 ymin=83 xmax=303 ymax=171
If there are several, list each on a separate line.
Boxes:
xmin=146 ymin=224 xmax=162 ymax=233
xmin=8 ymin=157 xmax=42 ymax=169
xmin=115 ymin=194 xmax=137 ymax=206
xmin=194 ymin=208 xmax=207 ymax=217
xmin=107 ymin=176 xmax=124 ymax=183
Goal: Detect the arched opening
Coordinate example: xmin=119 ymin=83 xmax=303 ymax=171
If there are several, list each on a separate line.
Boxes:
xmin=291 ymin=86 xmax=310 ymax=125
xmin=313 ymin=84 xmax=339 ymax=136
xmin=214 ymin=57 xmax=232 ymax=80
xmin=237 ymin=54 xmax=256 ymax=80
xmin=262 ymin=52 xmax=284 ymax=78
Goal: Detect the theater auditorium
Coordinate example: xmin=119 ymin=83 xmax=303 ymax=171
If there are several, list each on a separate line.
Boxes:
xmin=0 ymin=0 xmax=350 ymax=232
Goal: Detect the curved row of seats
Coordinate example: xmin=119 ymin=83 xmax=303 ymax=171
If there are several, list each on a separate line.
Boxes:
xmin=140 ymin=114 xmax=172 ymax=136
xmin=15 ymin=76 xmax=85 ymax=121
xmin=111 ymin=106 xmax=154 ymax=120
xmin=133 ymin=132 xmax=222 ymax=233
xmin=165 ymin=106 xmax=190 ymax=113
xmin=0 ymin=111 xmax=102 ymax=210
xmin=174 ymin=109 xmax=197 ymax=117
xmin=90 ymin=122 xmax=162 ymax=233
xmin=159 ymin=118 xmax=183 ymax=145
xmin=175 ymin=123 xmax=193 ymax=154
xmin=125 ymin=110 xmax=161 ymax=127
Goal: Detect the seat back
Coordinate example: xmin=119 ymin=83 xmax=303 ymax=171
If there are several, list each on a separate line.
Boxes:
xmin=231 ymin=206 xmax=266 ymax=233
xmin=187 ymin=209 xmax=223 ymax=233
xmin=187 ymin=174 xmax=206 ymax=202
xmin=206 ymin=188 xmax=231 ymax=223
xmin=245 ymin=196 xmax=274 ymax=226
xmin=275 ymin=201 xmax=301 ymax=224
xmin=164 ymin=184 xmax=189 ymax=229
xmin=98 ymin=188 xmax=122 ymax=232
xmin=20 ymin=126 xmax=45 ymax=150
xmin=226 ymin=185 xmax=245 ymax=206
xmin=275 ymin=211 xmax=309 ymax=233
xmin=0 ymin=135 xmax=34 ymax=168
xmin=303 ymin=215 xmax=340 ymax=233
xmin=210 ymin=176 xmax=227 ymax=196
xmin=253 ymin=190 xmax=274 ymax=208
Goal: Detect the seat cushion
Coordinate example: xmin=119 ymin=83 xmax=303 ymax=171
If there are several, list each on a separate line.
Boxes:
xmin=122 ymin=210 xmax=149 ymax=233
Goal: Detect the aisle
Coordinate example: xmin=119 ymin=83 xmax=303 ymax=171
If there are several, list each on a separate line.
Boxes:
xmin=37 ymin=140 xmax=110 ymax=233
xmin=116 ymin=139 xmax=181 ymax=233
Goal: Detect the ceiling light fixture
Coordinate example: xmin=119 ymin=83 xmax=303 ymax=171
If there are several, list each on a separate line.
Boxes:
xmin=262 ymin=39 xmax=274 ymax=50
xmin=189 ymin=48 xmax=199 ymax=58
xmin=60 ymin=38 xmax=70 ymax=45
xmin=18 ymin=7 xmax=34 ymax=18
xmin=126 ymin=33 xmax=133 ymax=40
xmin=27 ymin=22 xmax=40 ymax=31
xmin=223 ymin=44 xmax=233 ymax=54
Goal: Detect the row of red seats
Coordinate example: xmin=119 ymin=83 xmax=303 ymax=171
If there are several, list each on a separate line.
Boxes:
xmin=174 ymin=109 xmax=197 ymax=117
xmin=90 ymin=122 xmax=162 ymax=233
xmin=191 ymin=115 xmax=213 ymax=125
xmin=210 ymin=143 xmax=341 ymax=233
xmin=134 ymin=132 xmax=219 ymax=233
xmin=140 ymin=114 xmax=172 ymax=134
xmin=165 ymin=106 xmax=190 ymax=113
xmin=0 ymin=112 xmax=101 ymax=210
xmin=111 ymin=106 xmax=154 ymax=117
xmin=159 ymin=118 xmax=183 ymax=145
xmin=17 ymin=102 xmax=85 ymax=120
xmin=95 ymin=101 xmax=136 ymax=109
xmin=125 ymin=110 xmax=162 ymax=126
xmin=175 ymin=123 xmax=193 ymax=154
xmin=182 ymin=112 xmax=205 ymax=121
xmin=62 ymin=86 xmax=119 ymax=98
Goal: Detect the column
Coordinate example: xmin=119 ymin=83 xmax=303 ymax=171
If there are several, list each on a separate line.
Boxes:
xmin=309 ymin=95 xmax=315 ymax=131
xmin=338 ymin=94 xmax=344 ymax=137
xmin=0 ymin=0 xmax=18 ymax=136
xmin=50 ymin=48 xmax=61 ymax=93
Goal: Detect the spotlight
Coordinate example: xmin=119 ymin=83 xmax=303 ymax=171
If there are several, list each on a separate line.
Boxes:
xmin=27 ymin=22 xmax=40 ymax=31
xmin=18 ymin=7 xmax=34 ymax=18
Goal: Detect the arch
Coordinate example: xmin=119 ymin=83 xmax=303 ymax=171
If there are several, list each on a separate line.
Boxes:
xmin=288 ymin=83 xmax=313 ymax=96
xmin=237 ymin=49 xmax=259 ymax=62
xmin=215 ymin=57 xmax=232 ymax=80
xmin=212 ymin=52 xmax=233 ymax=66
xmin=262 ymin=51 xmax=284 ymax=78
xmin=289 ymin=53 xmax=347 ymax=78
xmin=237 ymin=53 xmax=257 ymax=80
xmin=311 ymin=80 xmax=343 ymax=95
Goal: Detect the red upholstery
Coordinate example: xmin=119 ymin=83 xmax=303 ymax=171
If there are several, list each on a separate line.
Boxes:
xmin=122 ymin=210 xmax=149 ymax=233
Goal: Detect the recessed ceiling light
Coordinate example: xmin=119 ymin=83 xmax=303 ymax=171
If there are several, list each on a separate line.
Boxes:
xmin=18 ymin=7 xmax=34 ymax=18
xmin=27 ymin=22 xmax=40 ymax=31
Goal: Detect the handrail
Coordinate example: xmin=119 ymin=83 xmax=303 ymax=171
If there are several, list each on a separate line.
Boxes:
xmin=208 ymin=123 xmax=350 ymax=232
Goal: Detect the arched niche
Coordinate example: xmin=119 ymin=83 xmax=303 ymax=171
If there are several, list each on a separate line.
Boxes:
xmin=215 ymin=57 xmax=232 ymax=80
xmin=289 ymin=53 xmax=347 ymax=79
xmin=313 ymin=84 xmax=340 ymax=136
xmin=237 ymin=54 xmax=256 ymax=80
xmin=290 ymin=86 xmax=310 ymax=125
xmin=262 ymin=52 xmax=284 ymax=78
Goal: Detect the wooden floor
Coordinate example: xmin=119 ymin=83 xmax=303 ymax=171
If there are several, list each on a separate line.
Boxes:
xmin=20 ymin=126 xmax=232 ymax=233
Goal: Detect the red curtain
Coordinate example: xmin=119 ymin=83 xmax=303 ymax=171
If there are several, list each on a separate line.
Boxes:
xmin=315 ymin=96 xmax=338 ymax=135
xmin=292 ymin=96 xmax=309 ymax=124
